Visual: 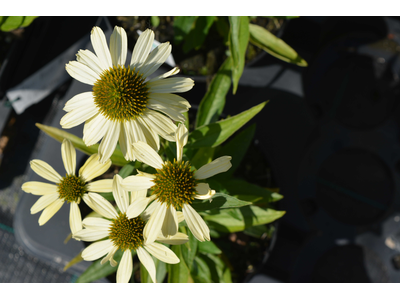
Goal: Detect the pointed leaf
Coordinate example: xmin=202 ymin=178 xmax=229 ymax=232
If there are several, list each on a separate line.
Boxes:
xmin=191 ymin=193 xmax=252 ymax=212
xmin=183 ymin=16 xmax=215 ymax=53
xmin=198 ymin=240 xmax=221 ymax=255
xmin=168 ymin=244 xmax=191 ymax=283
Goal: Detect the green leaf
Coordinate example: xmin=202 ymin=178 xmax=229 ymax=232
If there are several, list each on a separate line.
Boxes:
xmin=180 ymin=227 xmax=198 ymax=270
xmin=191 ymin=193 xmax=252 ymax=212
xmin=173 ymin=16 xmax=198 ymax=44
xmin=199 ymin=253 xmax=231 ymax=283
xmin=195 ymin=56 xmax=232 ymax=128
xmin=213 ymin=123 xmax=256 ymax=178
xmin=20 ymin=16 xmax=38 ymax=28
xmin=118 ymin=161 xmax=135 ymax=179
xmin=229 ymin=16 xmax=249 ymax=94
xmin=249 ymin=23 xmax=307 ymax=67
xmin=76 ymin=249 xmax=124 ymax=283
xmin=187 ymin=101 xmax=267 ymax=149
xmin=0 ymin=16 xmax=23 ymax=31
xmin=168 ymin=244 xmax=191 ymax=283
xmin=140 ymin=256 xmax=166 ymax=283
xmin=215 ymin=16 xmax=230 ymax=44
xmin=198 ymin=240 xmax=222 ymax=255
xmin=151 ymin=16 xmax=160 ymax=27
xmin=183 ymin=16 xmax=215 ymax=53
xmin=265 ymin=16 xmax=299 ymax=19
xmin=36 ymin=123 xmax=128 ymax=167
xmin=192 ymin=256 xmax=212 ymax=283
xmin=189 ymin=147 xmax=215 ymax=170
xmin=203 ymin=206 xmax=285 ymax=233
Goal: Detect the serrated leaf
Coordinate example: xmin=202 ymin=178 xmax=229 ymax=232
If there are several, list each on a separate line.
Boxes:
xmin=191 ymin=193 xmax=252 ymax=212
xmin=229 ymin=16 xmax=249 ymax=94
xmin=187 ymin=101 xmax=267 ymax=149
xmin=203 ymin=206 xmax=285 ymax=233
xmin=36 ymin=123 xmax=128 ymax=166
xmin=195 ymin=56 xmax=232 ymax=128
xmin=249 ymin=23 xmax=307 ymax=67
xmin=76 ymin=249 xmax=124 ymax=283
xmin=198 ymin=240 xmax=221 ymax=255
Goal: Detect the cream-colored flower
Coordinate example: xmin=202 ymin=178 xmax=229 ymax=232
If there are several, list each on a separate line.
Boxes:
xmin=73 ymin=174 xmax=187 ymax=283
xmin=61 ymin=26 xmax=194 ymax=164
xmin=21 ymin=139 xmax=112 ymax=234
xmin=122 ymin=123 xmax=232 ymax=243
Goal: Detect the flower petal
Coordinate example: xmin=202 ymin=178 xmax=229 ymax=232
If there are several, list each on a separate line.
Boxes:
xmin=30 ymin=193 xmax=59 ymax=214
xmin=86 ymin=192 xmax=118 ymax=219
xmin=61 ymin=139 xmax=76 ymax=176
xmin=81 ymin=239 xmax=114 ymax=261
xmin=69 ymin=202 xmax=82 ymax=235
xmin=30 ymin=159 xmax=62 ymax=183
xmin=113 ymin=174 xmax=129 ymax=214
xmin=194 ymin=156 xmax=232 ymax=180
xmin=119 ymin=121 xmax=135 ymax=161
xmin=135 ymin=117 xmax=160 ymax=151
xmin=176 ymin=123 xmax=188 ymax=162
xmin=86 ymin=179 xmax=113 ymax=193
xmin=161 ymin=205 xmax=178 ymax=237
xmin=90 ymin=26 xmax=112 ymax=70
xmin=82 ymin=217 xmax=112 ymax=230
xmin=117 ymin=250 xmax=133 ymax=283
xmin=60 ymin=102 xmax=98 ymax=129
xmin=76 ymin=49 xmax=103 ymax=76
xmin=148 ymin=67 xmax=180 ymax=83
xmin=38 ymin=198 xmax=64 ymax=226
xmin=83 ymin=113 xmax=108 ymax=146
xmin=143 ymin=202 xmax=167 ymax=244
xmin=63 ymin=92 xmax=95 ymax=113
xmin=126 ymin=196 xmax=149 ymax=219
xmin=79 ymin=153 xmax=111 ymax=182
xmin=130 ymin=29 xmax=154 ymax=71
xmin=139 ymin=42 xmax=171 ymax=78
xmin=156 ymin=232 xmax=189 ymax=245
xmin=194 ymin=183 xmax=215 ymax=200
xmin=131 ymin=141 xmax=163 ymax=169
xmin=98 ymin=121 xmax=120 ymax=164
xmin=101 ymin=245 xmax=119 ymax=267
xmin=137 ymin=247 xmax=156 ymax=283
xmin=73 ymin=228 xmax=110 ymax=242
xmin=110 ymin=26 xmax=127 ymax=67
xmin=148 ymin=93 xmax=191 ymax=111
xmin=182 ymin=203 xmax=210 ymax=242
xmin=65 ymin=61 xmax=98 ymax=85
xmin=147 ymin=101 xmax=186 ymax=122
xmin=147 ymin=77 xmax=194 ymax=94
xmin=122 ymin=175 xmax=155 ymax=192
xmin=144 ymin=242 xmax=179 ymax=264
xmin=22 ymin=182 xmax=57 ymax=196
xmin=141 ymin=109 xmax=177 ymax=142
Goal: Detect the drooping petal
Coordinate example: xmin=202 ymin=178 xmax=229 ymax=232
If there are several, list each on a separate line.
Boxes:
xmin=194 ymin=183 xmax=215 ymax=200
xmin=143 ymin=202 xmax=167 ymax=244
xmin=69 ymin=202 xmax=82 ymax=235
xmin=63 ymin=92 xmax=95 ymax=113
xmin=30 ymin=193 xmax=59 ymax=214
xmin=90 ymin=26 xmax=112 ymax=70
xmin=118 ymin=121 xmax=135 ymax=161
xmin=161 ymin=205 xmax=178 ymax=237
xmin=117 ymin=250 xmax=133 ymax=283
xmin=22 ymin=182 xmax=58 ymax=196
xmin=61 ymin=139 xmax=76 ymax=176
xmin=182 ymin=203 xmax=210 ymax=242
xmin=156 ymin=232 xmax=189 ymax=245
xmin=130 ymin=29 xmax=154 ymax=71
xmin=101 ymin=245 xmax=119 ymax=267
xmin=147 ymin=77 xmax=194 ymax=94
xmin=113 ymin=174 xmax=129 ymax=214
xmin=73 ymin=228 xmax=110 ymax=242
xmin=194 ymin=156 xmax=232 ymax=180
xmin=86 ymin=192 xmax=118 ymax=219
xmin=144 ymin=242 xmax=180 ymax=264
xmin=76 ymin=49 xmax=103 ymax=76
xmin=110 ymin=26 xmax=127 ymax=67
xmin=83 ymin=113 xmax=109 ymax=146
xmin=30 ymin=159 xmax=62 ymax=183
xmin=137 ymin=247 xmax=156 ymax=283
xmin=98 ymin=121 xmax=120 ymax=164
xmin=141 ymin=109 xmax=177 ymax=142
xmin=38 ymin=198 xmax=64 ymax=226
xmin=135 ymin=117 xmax=160 ymax=151
xmin=131 ymin=141 xmax=163 ymax=169
xmin=81 ymin=239 xmax=114 ymax=261
xmin=65 ymin=61 xmax=98 ymax=85
xmin=139 ymin=42 xmax=171 ymax=78
xmin=86 ymin=179 xmax=113 ymax=193
xmin=79 ymin=154 xmax=111 ymax=182
xmin=121 ymin=175 xmax=155 ymax=192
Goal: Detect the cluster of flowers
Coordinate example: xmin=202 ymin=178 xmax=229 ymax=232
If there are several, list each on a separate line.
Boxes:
xmin=22 ymin=26 xmax=232 ymax=283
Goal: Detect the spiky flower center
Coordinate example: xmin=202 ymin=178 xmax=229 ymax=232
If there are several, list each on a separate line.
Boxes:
xmin=109 ymin=213 xmax=145 ymax=251
xmin=57 ymin=175 xmax=86 ymax=203
xmin=152 ymin=160 xmax=197 ymax=210
xmin=93 ymin=65 xmax=149 ymax=121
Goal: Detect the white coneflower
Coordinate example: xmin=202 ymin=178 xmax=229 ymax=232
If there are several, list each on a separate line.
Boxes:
xmin=61 ymin=26 xmax=194 ymax=163
xmin=122 ymin=124 xmax=232 ymax=243
xmin=21 ymin=139 xmax=112 ymax=234
xmin=73 ymin=174 xmax=187 ymax=283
